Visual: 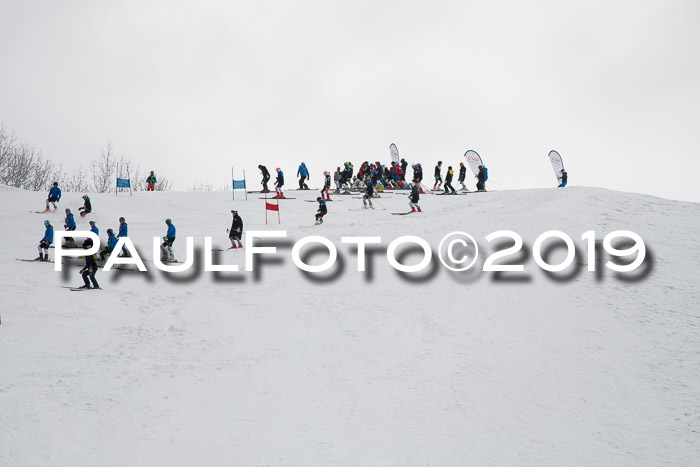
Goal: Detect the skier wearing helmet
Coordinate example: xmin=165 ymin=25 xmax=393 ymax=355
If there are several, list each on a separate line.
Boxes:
xmin=161 ymin=218 xmax=176 ymax=262
xmin=79 ymin=194 xmax=92 ymax=217
xmin=36 ymin=220 xmax=54 ymax=261
xmin=64 ymin=208 xmax=77 ymax=246
xmin=228 ymin=210 xmax=244 ymax=249
xmin=274 ymin=168 xmax=285 ymax=199
xmin=315 ymin=197 xmax=327 ymax=225
xmin=117 ymin=217 xmax=129 ymax=257
xmin=458 ymin=162 xmax=468 ymax=191
xmin=297 ymin=162 xmax=310 ymax=190
xmin=322 ymin=171 xmax=332 ymax=200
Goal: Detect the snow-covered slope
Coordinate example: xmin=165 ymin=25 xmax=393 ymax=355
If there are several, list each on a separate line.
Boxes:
xmin=1 ymin=187 xmax=698 ymax=466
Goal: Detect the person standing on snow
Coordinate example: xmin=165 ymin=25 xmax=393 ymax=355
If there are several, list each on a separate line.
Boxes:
xmin=77 ymin=238 xmax=100 ymax=290
xmin=228 ymin=210 xmax=244 ymax=249
xmin=36 ymin=220 xmax=53 ymax=261
xmin=558 ymin=169 xmax=568 ymax=188
xmin=409 ymin=181 xmax=422 ymax=213
xmin=100 ymin=228 xmax=118 ymax=260
xmin=258 ymin=165 xmax=271 ymax=193
xmin=363 ymin=179 xmax=375 ymax=209
xmin=146 ymin=171 xmax=157 ymax=191
xmin=458 ymin=162 xmax=468 ymax=191
xmin=274 ymin=168 xmax=285 ymax=198
xmin=444 ymin=166 xmax=456 ymax=193
xmin=333 ymin=167 xmax=342 ymax=193
xmin=117 ymin=216 xmax=130 ymax=257
xmin=315 ymin=197 xmax=327 ymax=225
xmin=322 ymin=171 xmax=332 ymax=200
xmin=64 ymin=208 xmax=77 ymax=246
xmin=476 ymin=165 xmax=488 ymax=191
xmin=297 ymin=162 xmax=310 ymax=190
xmin=161 ymin=219 xmax=176 ymax=261
xmin=45 ymin=182 xmax=61 ymax=212
xmin=433 ymin=161 xmax=443 ymax=190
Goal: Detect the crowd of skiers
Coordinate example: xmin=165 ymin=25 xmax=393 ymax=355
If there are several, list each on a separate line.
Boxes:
xmin=32 ymin=161 xmax=568 ymax=287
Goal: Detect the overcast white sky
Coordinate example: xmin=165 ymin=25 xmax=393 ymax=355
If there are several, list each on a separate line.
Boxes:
xmin=1 ymin=0 xmax=699 ymax=201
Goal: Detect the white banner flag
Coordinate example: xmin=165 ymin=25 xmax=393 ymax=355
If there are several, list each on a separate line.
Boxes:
xmin=464 ymin=150 xmax=483 ymax=176
xmin=390 ymin=143 xmax=399 ymax=164
xmin=548 ymin=150 xmax=565 ymax=181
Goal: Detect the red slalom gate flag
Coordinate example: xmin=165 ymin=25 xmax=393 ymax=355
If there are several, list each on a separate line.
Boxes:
xmin=265 ymin=195 xmax=281 ymax=224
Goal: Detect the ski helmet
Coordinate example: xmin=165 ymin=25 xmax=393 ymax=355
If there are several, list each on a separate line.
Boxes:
xmin=317 ymin=197 xmax=322 ymax=202
xmin=82 ymin=238 xmax=93 ymax=249
xmin=438 ymin=161 xmax=442 ymax=165
xmin=165 ymin=218 xmax=171 ymax=224
xmin=82 ymin=194 xmax=88 ymax=199
xmin=89 ymin=220 xmax=96 ymax=225
xmin=44 ymin=220 xmax=51 ymax=227
xmin=231 ymin=209 xmax=238 ymax=214
xmin=65 ymin=208 xmax=71 ymax=213
xmin=119 ymin=217 xmax=125 ymax=223
xmin=324 ymin=171 xmax=328 ymax=176
xmin=107 ymin=228 xmax=114 ymax=235
xmin=460 ymin=162 xmax=464 ymax=166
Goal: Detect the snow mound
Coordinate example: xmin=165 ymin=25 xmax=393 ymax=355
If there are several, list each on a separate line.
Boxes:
xmin=1 ymin=187 xmax=698 ymax=465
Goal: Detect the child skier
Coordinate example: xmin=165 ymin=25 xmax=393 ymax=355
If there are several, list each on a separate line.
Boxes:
xmin=258 ymin=165 xmax=271 ymax=193
xmin=477 ymin=165 xmax=488 ymax=191
xmin=64 ymin=208 xmax=77 ymax=246
xmin=333 ymin=167 xmax=342 ymax=193
xmin=322 ymin=171 xmax=332 ymax=200
xmin=146 ymin=171 xmax=157 ymax=191
xmin=228 ymin=210 xmax=244 ymax=249
xmin=363 ymin=179 xmax=374 ymax=209
xmin=36 ymin=220 xmax=53 ymax=261
xmin=45 ymin=182 xmax=61 ymax=212
xmin=161 ymin=218 xmax=176 ymax=261
xmin=444 ymin=166 xmax=456 ymax=193
xmin=315 ymin=197 xmax=327 ymax=225
xmin=78 ymin=238 xmax=100 ymax=289
xmin=274 ymin=168 xmax=285 ymax=198
xmin=100 ymin=229 xmax=118 ymax=260
xmin=558 ymin=169 xmax=568 ymax=187
xmin=79 ymin=194 xmax=92 ymax=217
xmin=89 ymin=220 xmax=99 ymax=237
xmin=410 ymin=182 xmax=422 ymax=213
xmin=458 ymin=162 xmax=468 ymax=191
xmin=433 ymin=161 xmax=443 ymax=190
xmin=117 ymin=216 xmax=129 ymax=257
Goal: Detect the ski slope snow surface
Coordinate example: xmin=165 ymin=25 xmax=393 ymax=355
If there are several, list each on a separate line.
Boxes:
xmin=1 ymin=186 xmax=699 ymax=465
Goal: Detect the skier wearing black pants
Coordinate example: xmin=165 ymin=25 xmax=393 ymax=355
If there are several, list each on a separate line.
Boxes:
xmin=258 ymin=165 xmax=271 ymax=193
xmin=363 ymin=180 xmax=374 ymax=209
xmin=458 ymin=162 xmax=467 ymax=190
xmin=409 ymin=182 xmax=422 ymax=213
xmin=444 ymin=166 xmax=456 ymax=193
xmin=228 ymin=210 xmax=244 ymax=249
xmin=315 ymin=197 xmax=327 ymax=224
xmin=79 ymin=238 xmax=99 ymax=289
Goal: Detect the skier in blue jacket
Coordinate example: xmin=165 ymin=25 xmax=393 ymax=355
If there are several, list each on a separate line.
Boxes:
xmin=558 ymin=169 xmax=568 ymax=188
xmin=161 ymin=218 xmax=176 ymax=261
xmin=117 ymin=217 xmax=129 ymax=257
xmin=45 ymin=182 xmax=61 ymax=211
xmin=100 ymin=228 xmax=118 ymax=260
xmin=297 ymin=162 xmax=310 ymax=190
xmin=64 ymin=208 xmax=77 ymax=246
xmin=36 ymin=220 xmax=54 ymax=261
xmin=89 ymin=220 xmax=99 ymax=237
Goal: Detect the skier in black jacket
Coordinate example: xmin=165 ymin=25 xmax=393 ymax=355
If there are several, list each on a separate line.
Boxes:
xmin=78 ymin=238 xmax=99 ymax=289
xmin=258 ymin=165 xmax=271 ymax=193
xmin=433 ymin=161 xmax=443 ymax=190
xmin=409 ymin=181 xmax=422 ymax=213
xmin=444 ymin=166 xmax=456 ymax=193
xmin=228 ymin=210 xmax=243 ymax=249
xmin=458 ymin=162 xmax=468 ymax=191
